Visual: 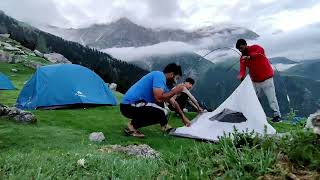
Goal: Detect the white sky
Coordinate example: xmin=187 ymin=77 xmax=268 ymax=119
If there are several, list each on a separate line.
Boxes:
xmin=1 ymin=0 xmax=320 ymax=60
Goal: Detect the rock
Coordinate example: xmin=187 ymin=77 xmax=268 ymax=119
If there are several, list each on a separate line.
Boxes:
xmin=23 ymin=61 xmax=42 ymax=69
xmin=305 ymin=110 xmax=320 ymax=135
xmin=11 ymin=69 xmax=18 ymax=73
xmin=89 ymin=132 xmax=105 ymax=142
xmin=0 ymin=34 xmax=10 ymax=38
xmin=4 ymin=46 xmax=20 ymax=51
xmin=109 ymin=83 xmax=117 ymax=91
xmin=28 ymin=52 xmax=36 ymax=56
xmin=99 ymin=144 xmax=160 ymax=159
xmin=34 ymin=50 xmax=44 ymax=58
xmin=0 ymin=50 xmax=13 ymax=62
xmin=14 ymin=50 xmax=25 ymax=55
xmin=44 ymin=53 xmax=71 ymax=64
xmin=77 ymin=158 xmax=85 ymax=167
xmin=0 ymin=106 xmax=37 ymax=123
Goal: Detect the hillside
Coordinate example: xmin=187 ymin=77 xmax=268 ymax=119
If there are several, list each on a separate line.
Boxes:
xmin=285 ymin=59 xmax=320 ymax=81
xmin=0 ymin=11 xmax=148 ymax=93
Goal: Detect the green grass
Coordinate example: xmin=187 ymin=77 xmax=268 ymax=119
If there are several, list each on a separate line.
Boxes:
xmin=0 ymin=61 xmax=319 ymax=179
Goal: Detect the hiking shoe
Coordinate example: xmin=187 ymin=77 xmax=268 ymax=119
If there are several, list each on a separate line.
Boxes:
xmin=161 ymin=124 xmax=173 ymax=133
xmin=272 ymin=116 xmax=281 ymax=123
xmin=123 ymin=128 xmax=145 ymax=138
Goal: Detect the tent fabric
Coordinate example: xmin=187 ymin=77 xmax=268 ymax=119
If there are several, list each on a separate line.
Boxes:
xmin=0 ymin=72 xmax=15 ymax=90
xmin=170 ymin=76 xmax=276 ymax=142
xmin=16 ymin=64 xmax=117 ymax=110
xmin=210 ymin=108 xmax=247 ymax=123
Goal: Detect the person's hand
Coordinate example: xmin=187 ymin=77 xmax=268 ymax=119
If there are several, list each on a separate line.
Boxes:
xmin=182 ymin=117 xmax=191 ymax=127
xmin=242 ymin=56 xmax=250 ymax=60
xmin=198 ymin=107 xmax=204 ymax=113
xmin=237 ymin=75 xmax=244 ymax=82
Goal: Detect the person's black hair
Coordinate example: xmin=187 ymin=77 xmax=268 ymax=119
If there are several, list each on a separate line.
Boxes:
xmin=163 ymin=63 xmax=182 ymax=76
xmin=236 ymin=39 xmax=247 ymax=49
xmin=185 ymin=77 xmax=195 ymax=85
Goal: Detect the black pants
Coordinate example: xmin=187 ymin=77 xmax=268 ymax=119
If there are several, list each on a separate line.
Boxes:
xmin=120 ymin=103 xmax=168 ymax=129
xmin=168 ymin=92 xmax=189 ymax=111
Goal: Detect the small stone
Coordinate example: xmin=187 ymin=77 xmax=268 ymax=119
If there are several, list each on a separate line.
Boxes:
xmin=11 ymin=69 xmax=18 ymax=73
xmin=77 ymin=158 xmax=85 ymax=167
xmin=89 ymin=132 xmax=105 ymax=142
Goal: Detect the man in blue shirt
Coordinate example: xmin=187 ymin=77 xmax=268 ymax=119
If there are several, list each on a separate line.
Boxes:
xmin=120 ymin=63 xmax=188 ymax=138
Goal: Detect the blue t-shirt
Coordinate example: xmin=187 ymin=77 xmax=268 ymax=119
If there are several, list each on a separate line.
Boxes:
xmin=122 ymin=71 xmax=169 ymax=104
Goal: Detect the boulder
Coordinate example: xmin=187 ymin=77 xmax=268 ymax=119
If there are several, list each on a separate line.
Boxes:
xmin=0 ymin=34 xmax=10 ymax=38
xmin=89 ymin=132 xmax=105 ymax=142
xmin=305 ymin=110 xmax=320 ymax=135
xmin=4 ymin=46 xmax=20 ymax=51
xmin=44 ymin=53 xmax=71 ymax=64
xmin=0 ymin=106 xmax=37 ymax=123
xmin=0 ymin=50 xmax=13 ymax=62
xmin=11 ymin=68 xmax=18 ymax=73
xmin=109 ymin=83 xmax=117 ymax=91
xmin=34 ymin=50 xmax=44 ymax=58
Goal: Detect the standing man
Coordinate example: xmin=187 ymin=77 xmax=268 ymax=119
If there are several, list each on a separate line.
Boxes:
xmin=120 ymin=63 xmax=190 ymax=138
xmin=236 ymin=39 xmax=281 ymax=122
xmin=169 ymin=78 xmax=204 ymax=121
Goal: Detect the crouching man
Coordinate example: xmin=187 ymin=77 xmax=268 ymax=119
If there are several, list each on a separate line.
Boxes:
xmin=169 ymin=77 xmax=204 ymax=123
xmin=120 ymin=63 xmax=190 ymax=138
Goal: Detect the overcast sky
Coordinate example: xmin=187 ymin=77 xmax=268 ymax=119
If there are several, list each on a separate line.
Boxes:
xmin=1 ymin=0 xmax=320 ymax=60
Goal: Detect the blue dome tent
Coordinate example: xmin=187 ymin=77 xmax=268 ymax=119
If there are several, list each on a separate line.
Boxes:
xmin=16 ymin=64 xmax=117 ymax=110
xmin=0 ymin=72 xmax=15 ymax=90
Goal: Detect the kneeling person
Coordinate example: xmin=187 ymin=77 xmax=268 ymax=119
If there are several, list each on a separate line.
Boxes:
xmin=169 ymin=78 xmax=203 ymax=123
xmin=120 ymin=63 xmax=188 ymax=138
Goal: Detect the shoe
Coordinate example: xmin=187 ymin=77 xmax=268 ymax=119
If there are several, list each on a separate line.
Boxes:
xmin=161 ymin=124 xmax=173 ymax=133
xmin=123 ymin=128 xmax=145 ymax=138
xmin=272 ymin=116 xmax=281 ymax=123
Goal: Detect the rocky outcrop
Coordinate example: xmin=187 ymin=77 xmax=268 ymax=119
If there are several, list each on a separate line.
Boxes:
xmin=34 ymin=50 xmax=44 ymax=58
xmin=44 ymin=53 xmax=71 ymax=64
xmin=99 ymin=144 xmax=160 ymax=159
xmin=0 ymin=34 xmax=10 ymax=38
xmin=0 ymin=106 xmax=37 ymax=123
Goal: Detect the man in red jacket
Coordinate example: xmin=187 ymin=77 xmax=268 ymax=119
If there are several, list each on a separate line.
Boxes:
xmin=236 ymin=39 xmax=281 ymax=122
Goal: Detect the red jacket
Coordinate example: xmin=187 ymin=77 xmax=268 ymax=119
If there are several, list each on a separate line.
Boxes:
xmin=238 ymin=45 xmax=274 ymax=82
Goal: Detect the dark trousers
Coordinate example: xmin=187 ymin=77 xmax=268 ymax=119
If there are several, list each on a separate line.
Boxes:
xmin=168 ymin=92 xmax=189 ymax=111
xmin=120 ymin=103 xmax=168 ymax=129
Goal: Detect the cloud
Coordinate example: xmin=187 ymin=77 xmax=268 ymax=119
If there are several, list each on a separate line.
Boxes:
xmin=0 ymin=0 xmax=70 ymax=27
xmin=251 ymin=23 xmax=320 ymax=60
xmin=102 ymin=41 xmax=194 ymax=61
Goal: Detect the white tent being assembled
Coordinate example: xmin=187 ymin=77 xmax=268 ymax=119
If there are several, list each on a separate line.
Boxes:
xmin=170 ymin=76 xmax=276 ymax=142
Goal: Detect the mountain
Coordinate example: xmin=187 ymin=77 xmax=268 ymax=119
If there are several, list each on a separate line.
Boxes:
xmin=0 ymin=11 xmax=148 ymax=93
xmin=285 ymin=59 xmax=320 ymax=81
xmin=269 ymin=57 xmax=297 ymax=64
xmin=37 ymin=18 xmax=259 ymax=49
xmin=132 ymin=53 xmax=320 ymax=116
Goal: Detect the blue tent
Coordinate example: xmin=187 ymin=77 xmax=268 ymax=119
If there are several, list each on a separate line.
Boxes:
xmin=16 ymin=64 xmax=117 ymax=110
xmin=0 ymin=72 xmax=15 ymax=90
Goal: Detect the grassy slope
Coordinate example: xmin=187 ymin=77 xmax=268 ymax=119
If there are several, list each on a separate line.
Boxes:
xmin=0 ymin=62 xmax=319 ymax=179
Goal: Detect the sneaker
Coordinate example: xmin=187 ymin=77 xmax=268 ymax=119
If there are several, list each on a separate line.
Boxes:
xmin=161 ymin=124 xmax=173 ymax=132
xmin=272 ymin=116 xmax=281 ymax=123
